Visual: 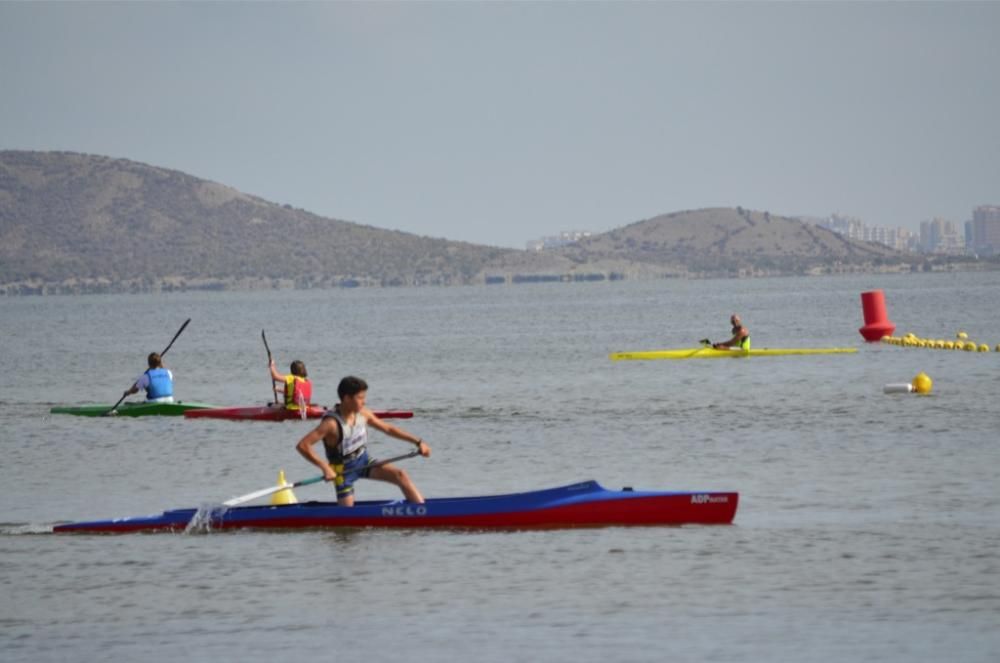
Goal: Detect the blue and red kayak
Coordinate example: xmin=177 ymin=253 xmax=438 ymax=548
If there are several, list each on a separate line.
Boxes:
xmin=52 ymin=480 xmax=738 ymax=533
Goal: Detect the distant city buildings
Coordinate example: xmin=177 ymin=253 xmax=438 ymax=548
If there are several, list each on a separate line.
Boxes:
xmin=968 ymin=205 xmax=1000 ymax=255
xmin=919 ymin=218 xmax=964 ymax=254
xmin=526 ymin=230 xmax=592 ymax=251
xmin=816 ymin=214 xmax=917 ymax=252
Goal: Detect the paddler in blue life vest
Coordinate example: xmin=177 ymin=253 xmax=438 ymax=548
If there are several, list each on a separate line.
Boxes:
xmin=713 ymin=314 xmax=751 ymax=350
xmin=269 ymin=359 xmax=312 ymax=411
xmin=122 ymin=352 xmax=174 ymax=403
xmin=295 ymin=376 xmax=431 ymax=506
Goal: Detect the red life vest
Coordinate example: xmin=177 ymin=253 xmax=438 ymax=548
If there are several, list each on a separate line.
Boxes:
xmin=284 ymin=375 xmax=312 ymax=410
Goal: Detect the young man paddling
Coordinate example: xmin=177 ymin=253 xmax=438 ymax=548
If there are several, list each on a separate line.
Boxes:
xmin=122 ymin=352 xmax=174 ymax=403
xmin=713 ymin=314 xmax=751 ymax=350
xmin=295 ymin=376 xmax=430 ymax=505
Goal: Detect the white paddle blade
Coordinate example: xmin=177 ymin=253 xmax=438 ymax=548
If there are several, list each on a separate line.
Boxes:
xmin=224 ymin=483 xmax=291 ymax=507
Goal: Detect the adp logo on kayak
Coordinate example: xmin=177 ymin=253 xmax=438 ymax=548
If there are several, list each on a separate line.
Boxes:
xmin=691 ymin=494 xmax=729 ymax=504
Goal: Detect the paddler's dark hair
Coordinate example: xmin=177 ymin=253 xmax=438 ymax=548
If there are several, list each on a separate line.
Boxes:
xmin=338 ymin=376 xmax=368 ymax=400
xmin=290 ymin=360 xmax=307 ymax=378
xmin=147 ymin=352 xmax=163 ymax=369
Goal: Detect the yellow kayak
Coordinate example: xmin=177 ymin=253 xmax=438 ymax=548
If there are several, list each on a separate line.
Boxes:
xmin=609 ymin=347 xmax=858 ymax=360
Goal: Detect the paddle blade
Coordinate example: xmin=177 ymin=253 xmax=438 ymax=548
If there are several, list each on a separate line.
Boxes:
xmin=224 ymin=475 xmax=327 ymax=507
xmin=261 ymin=329 xmax=272 ymax=358
xmin=160 ymin=318 xmax=191 ymax=357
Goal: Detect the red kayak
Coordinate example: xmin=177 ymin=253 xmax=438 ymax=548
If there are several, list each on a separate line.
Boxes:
xmin=184 ymin=404 xmax=413 ymax=421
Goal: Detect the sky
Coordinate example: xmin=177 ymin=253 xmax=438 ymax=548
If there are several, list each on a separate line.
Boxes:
xmin=1 ymin=2 xmax=998 ymax=248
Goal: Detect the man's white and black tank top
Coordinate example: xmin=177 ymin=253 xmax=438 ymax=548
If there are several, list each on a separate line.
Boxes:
xmin=322 ymin=407 xmax=368 ymax=462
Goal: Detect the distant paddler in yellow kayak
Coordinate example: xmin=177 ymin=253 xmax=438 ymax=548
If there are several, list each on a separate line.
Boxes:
xmin=704 ymin=314 xmax=750 ymax=351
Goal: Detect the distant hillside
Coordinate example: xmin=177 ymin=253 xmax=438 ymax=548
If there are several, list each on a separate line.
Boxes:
xmin=555 ymin=207 xmax=904 ymax=276
xmin=1 ymin=151 xmax=917 ymax=294
xmin=0 ymin=151 xmax=552 ymax=292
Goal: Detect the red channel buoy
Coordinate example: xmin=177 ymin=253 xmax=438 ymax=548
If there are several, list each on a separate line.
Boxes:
xmin=859 ymin=290 xmax=895 ymax=342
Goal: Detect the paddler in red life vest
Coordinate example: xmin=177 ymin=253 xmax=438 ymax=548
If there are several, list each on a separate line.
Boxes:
xmin=122 ymin=352 xmax=174 ymax=403
xmin=713 ymin=314 xmax=751 ymax=351
xmin=295 ymin=376 xmax=431 ymax=506
xmin=269 ymin=359 xmax=312 ymax=411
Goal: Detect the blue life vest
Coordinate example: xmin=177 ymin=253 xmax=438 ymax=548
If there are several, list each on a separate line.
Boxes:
xmin=145 ymin=368 xmax=173 ymax=400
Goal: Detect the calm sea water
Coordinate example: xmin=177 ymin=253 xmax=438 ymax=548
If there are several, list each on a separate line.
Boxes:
xmin=1 ymin=273 xmax=999 ymax=662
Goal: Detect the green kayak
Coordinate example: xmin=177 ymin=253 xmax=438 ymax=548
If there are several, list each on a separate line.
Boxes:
xmin=50 ymin=401 xmax=217 ymax=417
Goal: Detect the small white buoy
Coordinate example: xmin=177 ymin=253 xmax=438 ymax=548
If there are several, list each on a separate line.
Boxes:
xmin=883 ymin=383 xmax=914 ymax=394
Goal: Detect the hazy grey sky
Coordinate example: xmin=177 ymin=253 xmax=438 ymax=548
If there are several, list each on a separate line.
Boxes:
xmin=2 ymin=2 xmax=997 ymax=248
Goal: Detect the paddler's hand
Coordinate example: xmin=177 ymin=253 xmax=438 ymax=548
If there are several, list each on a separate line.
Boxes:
xmin=322 ymin=465 xmax=337 ymax=482
xmin=415 ymin=439 xmax=431 ymax=458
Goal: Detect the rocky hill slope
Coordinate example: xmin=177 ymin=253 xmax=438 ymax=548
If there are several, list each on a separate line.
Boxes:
xmin=556 ymin=207 xmax=901 ymax=275
xmin=0 ymin=151 xmax=910 ymax=294
xmin=0 ymin=151 xmax=530 ymax=291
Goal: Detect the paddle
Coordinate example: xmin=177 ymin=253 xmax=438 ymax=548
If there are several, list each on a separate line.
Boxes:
xmin=103 ymin=318 xmax=191 ymax=416
xmin=223 ymin=449 xmax=421 ymax=507
xmin=685 ymin=339 xmax=712 ymax=357
xmin=261 ymin=329 xmax=280 ymax=406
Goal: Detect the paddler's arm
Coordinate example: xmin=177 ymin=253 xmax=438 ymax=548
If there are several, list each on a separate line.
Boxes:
xmin=364 ymin=409 xmax=431 ymax=457
xmin=713 ymin=331 xmax=741 ymax=349
xmin=295 ymin=419 xmax=339 ymax=481
xmin=269 ymin=359 xmax=286 ymax=383
xmin=123 ymin=374 xmax=145 ymax=397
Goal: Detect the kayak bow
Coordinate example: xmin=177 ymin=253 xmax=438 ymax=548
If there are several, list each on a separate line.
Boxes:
xmin=53 ymin=480 xmax=738 ymax=533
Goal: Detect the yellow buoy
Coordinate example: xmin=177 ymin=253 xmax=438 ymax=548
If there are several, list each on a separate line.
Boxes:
xmin=996 ymin=344 xmax=1000 ymax=353
xmin=912 ymin=372 xmax=933 ymax=395
xmin=945 ymin=341 xmax=955 ymax=350
xmin=270 ymin=470 xmax=298 ymax=505
xmin=964 ymin=342 xmax=976 ymax=352
xmin=957 ymin=331 xmax=968 ymax=340
xmin=978 ymin=344 xmax=990 ymax=352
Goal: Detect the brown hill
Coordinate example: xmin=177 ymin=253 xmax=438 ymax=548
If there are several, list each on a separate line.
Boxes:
xmin=0 ymin=150 xmax=524 ymax=292
xmin=556 ymin=207 xmax=903 ymax=275
xmin=0 ymin=151 xmax=912 ymax=293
